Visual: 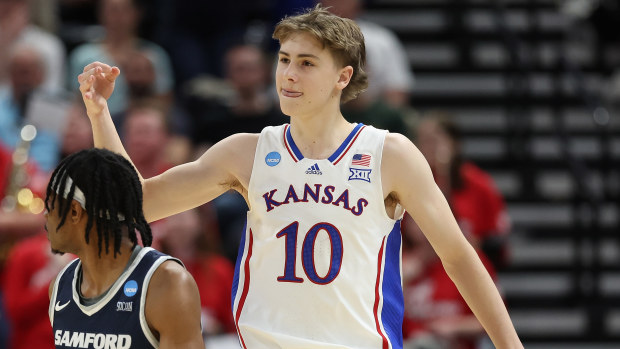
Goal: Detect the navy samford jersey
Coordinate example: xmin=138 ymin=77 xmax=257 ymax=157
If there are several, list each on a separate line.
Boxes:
xmin=49 ymin=247 xmax=180 ymax=349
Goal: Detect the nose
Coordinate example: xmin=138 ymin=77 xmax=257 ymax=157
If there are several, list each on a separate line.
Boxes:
xmin=283 ymin=64 xmax=298 ymax=82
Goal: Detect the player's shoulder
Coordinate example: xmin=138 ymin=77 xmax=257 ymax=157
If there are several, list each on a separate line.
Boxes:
xmin=383 ymin=132 xmax=417 ymax=157
xmin=382 ymin=132 xmax=429 ymax=176
xmin=147 ymin=259 xmax=196 ymax=301
xmin=218 ymin=132 xmax=260 ymax=148
xmin=206 ymin=132 xmax=260 ymax=162
xmin=151 ymin=259 xmax=189 ymax=285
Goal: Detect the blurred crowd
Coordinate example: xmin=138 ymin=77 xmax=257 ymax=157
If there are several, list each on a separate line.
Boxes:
xmin=0 ymin=0 xmax=514 ymax=348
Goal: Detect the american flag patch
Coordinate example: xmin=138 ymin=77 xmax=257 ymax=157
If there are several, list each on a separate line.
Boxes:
xmin=351 ymin=154 xmax=371 ymax=167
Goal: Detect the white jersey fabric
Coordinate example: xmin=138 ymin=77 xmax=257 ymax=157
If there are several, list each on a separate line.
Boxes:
xmin=232 ymin=123 xmax=405 ymax=348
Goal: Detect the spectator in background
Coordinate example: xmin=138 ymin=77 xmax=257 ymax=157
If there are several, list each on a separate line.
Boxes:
xmin=182 ymin=43 xmax=286 ymax=262
xmin=157 ymin=207 xmax=236 ymax=338
xmin=119 ymin=49 xmax=191 ymax=136
xmin=122 ymin=100 xmax=174 ymax=179
xmin=0 ymin=142 xmax=48 ymax=349
xmin=0 ymin=44 xmax=60 ymax=172
xmin=320 ymin=0 xmax=413 ymax=137
xmin=0 ymin=0 xmax=66 ymax=93
xmin=153 ymin=0 xmax=246 ymax=85
xmin=320 ymin=0 xmax=414 ymax=108
xmin=415 ymin=113 xmax=511 ymax=269
xmin=184 ymin=43 xmax=287 ymax=147
xmin=2 ymin=233 xmax=73 ymax=349
xmin=68 ymin=0 xmax=174 ymax=115
xmin=401 ymin=217 xmax=496 ymax=349
xmin=59 ymin=98 xmax=93 ymax=160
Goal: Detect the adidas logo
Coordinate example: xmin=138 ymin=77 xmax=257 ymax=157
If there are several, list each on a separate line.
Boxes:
xmin=305 ymin=163 xmax=322 ymax=175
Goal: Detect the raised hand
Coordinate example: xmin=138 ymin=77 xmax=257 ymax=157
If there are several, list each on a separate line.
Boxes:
xmin=78 ymin=62 xmax=120 ymax=118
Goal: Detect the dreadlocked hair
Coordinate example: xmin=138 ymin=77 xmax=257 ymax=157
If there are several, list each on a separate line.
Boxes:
xmin=45 ymin=148 xmax=152 ymax=257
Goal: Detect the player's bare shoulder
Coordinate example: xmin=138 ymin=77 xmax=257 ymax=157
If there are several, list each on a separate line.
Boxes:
xmin=197 ymin=133 xmax=259 ymax=194
xmin=381 ymin=132 xmax=428 ymax=197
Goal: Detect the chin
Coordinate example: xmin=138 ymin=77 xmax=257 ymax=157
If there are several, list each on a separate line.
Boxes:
xmin=51 ymin=248 xmax=65 ymax=256
xmin=279 ymin=101 xmax=297 ymax=117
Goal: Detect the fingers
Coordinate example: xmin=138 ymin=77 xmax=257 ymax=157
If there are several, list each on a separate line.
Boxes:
xmin=106 ymin=66 xmax=121 ymax=82
xmin=83 ymin=61 xmax=113 ymax=73
xmin=78 ymin=72 xmax=93 ymax=95
xmin=79 ymin=62 xmax=120 ymax=84
xmin=77 ymin=63 xmax=120 ymax=97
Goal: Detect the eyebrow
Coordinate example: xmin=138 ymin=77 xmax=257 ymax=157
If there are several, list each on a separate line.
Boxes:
xmin=278 ymin=50 xmax=320 ymax=60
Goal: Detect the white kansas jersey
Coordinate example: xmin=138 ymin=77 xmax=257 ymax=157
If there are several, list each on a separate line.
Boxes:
xmin=232 ymin=123 xmax=405 ymax=348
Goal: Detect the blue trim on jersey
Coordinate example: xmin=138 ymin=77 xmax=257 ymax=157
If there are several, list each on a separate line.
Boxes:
xmin=232 ymin=221 xmax=248 ymax=313
xmin=285 ymin=126 xmax=304 ymax=161
xmin=285 ymin=123 xmax=365 ymax=163
xmin=327 ymin=123 xmax=364 ymax=163
xmin=381 ymin=221 xmax=404 ymax=349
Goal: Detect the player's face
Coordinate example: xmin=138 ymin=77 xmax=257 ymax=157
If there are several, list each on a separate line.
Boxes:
xmin=276 ymin=32 xmax=345 ymax=119
xmin=44 ymin=198 xmax=79 ymax=255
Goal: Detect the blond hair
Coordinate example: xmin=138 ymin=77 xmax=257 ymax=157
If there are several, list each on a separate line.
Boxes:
xmin=272 ymin=4 xmax=368 ymax=103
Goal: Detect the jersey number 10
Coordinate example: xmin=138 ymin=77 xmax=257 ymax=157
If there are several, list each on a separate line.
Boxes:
xmin=276 ymin=221 xmax=343 ymax=284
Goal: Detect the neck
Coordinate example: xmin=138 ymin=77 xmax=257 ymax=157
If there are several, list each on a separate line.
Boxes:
xmin=288 ymin=111 xmax=354 ymax=159
xmin=78 ymin=237 xmax=136 ymax=298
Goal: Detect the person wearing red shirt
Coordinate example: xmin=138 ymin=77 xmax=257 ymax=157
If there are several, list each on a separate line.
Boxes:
xmin=2 ymin=233 xmax=73 ymax=349
xmin=156 ymin=206 xmax=235 ymax=336
xmin=415 ymin=114 xmax=511 ymax=269
xmin=401 ymin=215 xmax=499 ymax=349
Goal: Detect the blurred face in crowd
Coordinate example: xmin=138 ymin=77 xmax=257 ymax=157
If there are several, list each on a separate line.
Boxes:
xmin=62 ymin=103 xmax=94 ymax=156
xmin=225 ymin=45 xmax=268 ymax=97
xmin=100 ymin=0 xmax=140 ymax=37
xmin=159 ymin=209 xmax=202 ymax=256
xmin=0 ymin=0 xmax=26 ymax=18
xmin=320 ymin=0 xmax=361 ymax=19
xmin=123 ymin=51 xmax=156 ymax=98
xmin=9 ymin=46 xmax=44 ymax=100
xmin=124 ymin=107 xmax=168 ymax=165
xmin=416 ymin=119 xmax=456 ymax=172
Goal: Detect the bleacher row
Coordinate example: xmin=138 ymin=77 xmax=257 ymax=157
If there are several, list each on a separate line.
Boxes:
xmin=365 ymin=0 xmax=619 ymax=346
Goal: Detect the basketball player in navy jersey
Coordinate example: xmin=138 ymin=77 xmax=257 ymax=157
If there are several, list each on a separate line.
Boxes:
xmin=77 ymin=5 xmax=523 ymax=349
xmin=45 ymin=148 xmax=204 ymax=349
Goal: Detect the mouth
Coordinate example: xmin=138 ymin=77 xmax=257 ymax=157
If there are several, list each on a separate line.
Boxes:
xmin=281 ymin=89 xmax=302 ymax=98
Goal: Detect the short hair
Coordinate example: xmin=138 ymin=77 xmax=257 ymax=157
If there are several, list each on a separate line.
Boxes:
xmin=272 ymin=4 xmax=368 ymax=103
xmin=45 ymin=148 xmax=152 ymax=257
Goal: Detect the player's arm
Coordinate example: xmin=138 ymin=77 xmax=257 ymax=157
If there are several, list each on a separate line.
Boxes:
xmin=145 ymin=260 xmax=204 ymax=349
xmin=141 ymin=132 xmax=256 ymax=221
xmin=78 ymin=62 xmax=257 ymax=222
xmin=382 ymin=133 xmax=523 ymax=349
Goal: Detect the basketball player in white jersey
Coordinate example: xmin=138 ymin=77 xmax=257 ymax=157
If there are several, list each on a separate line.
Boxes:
xmin=77 ymin=5 xmax=523 ymax=349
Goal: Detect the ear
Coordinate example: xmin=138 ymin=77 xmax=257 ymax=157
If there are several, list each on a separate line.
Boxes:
xmin=70 ymin=200 xmax=85 ymax=224
xmin=336 ymin=65 xmax=354 ymax=91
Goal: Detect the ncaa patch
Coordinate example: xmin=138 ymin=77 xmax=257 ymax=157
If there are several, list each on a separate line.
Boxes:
xmin=265 ymin=151 xmax=281 ymax=167
xmin=349 ymin=168 xmax=371 ymax=182
xmin=123 ymin=280 xmax=138 ymax=297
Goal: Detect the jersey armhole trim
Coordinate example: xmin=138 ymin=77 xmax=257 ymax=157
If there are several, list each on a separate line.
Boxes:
xmin=377 ymin=130 xmax=405 ymax=222
xmin=139 ymin=255 xmax=183 ymax=348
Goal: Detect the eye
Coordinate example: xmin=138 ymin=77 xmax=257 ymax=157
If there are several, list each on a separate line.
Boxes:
xmin=302 ymin=60 xmax=314 ymax=66
xmin=279 ymin=57 xmax=290 ymax=64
